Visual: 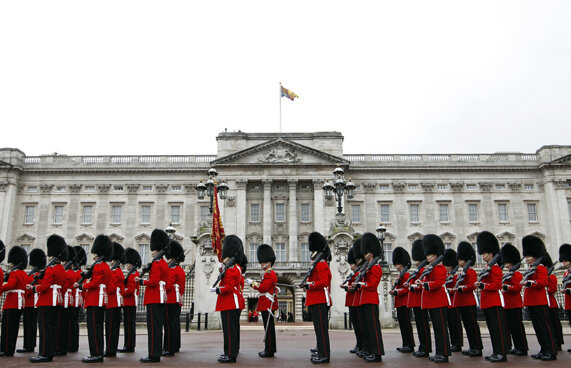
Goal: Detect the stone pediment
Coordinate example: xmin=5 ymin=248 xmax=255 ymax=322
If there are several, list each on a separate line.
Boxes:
xmin=211 ymin=138 xmax=349 ymax=167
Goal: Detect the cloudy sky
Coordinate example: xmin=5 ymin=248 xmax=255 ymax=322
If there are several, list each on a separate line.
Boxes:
xmin=1 ymin=1 xmax=569 ymax=156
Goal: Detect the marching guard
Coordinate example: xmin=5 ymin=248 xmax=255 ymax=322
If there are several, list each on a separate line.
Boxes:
xmin=105 ymin=242 xmax=125 ymax=357
xmin=390 ymin=246 xmax=415 ymax=353
xmin=545 ymin=254 xmax=564 ymax=351
xmin=342 ymin=240 xmax=366 ymax=356
xmin=163 ymin=240 xmax=186 ymax=356
xmin=70 ymin=246 xmax=87 ymax=353
xmin=0 ymin=245 xmax=28 ymax=357
xmin=55 ymin=245 xmax=77 ymax=356
xmin=119 ymin=248 xmax=141 ymax=353
xmin=559 ymin=243 xmax=571 ymax=353
xmin=248 ymin=243 xmax=278 ymax=358
xmin=442 ymin=248 xmax=463 ymax=352
xmin=19 ymin=248 xmax=46 ymax=354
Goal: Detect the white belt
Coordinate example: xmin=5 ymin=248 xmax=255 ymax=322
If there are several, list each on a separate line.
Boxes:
xmin=546 ymin=290 xmax=551 ymax=308
xmin=116 ymin=287 xmax=123 ymax=307
xmin=134 ymin=290 xmax=138 ymax=307
xmin=445 ymin=288 xmax=451 ymax=306
xmin=64 ymin=289 xmax=72 ymax=308
xmin=34 ymin=292 xmax=39 ymax=308
xmin=75 ymin=289 xmax=82 ymax=307
xmin=50 ymin=285 xmax=62 ymax=306
xmin=474 ymin=291 xmax=480 ymax=308
xmin=324 ymin=286 xmax=331 ymax=307
xmin=159 ymin=281 xmax=166 ymax=304
xmin=7 ymin=289 xmax=26 ymax=309
xmin=98 ymin=284 xmax=107 ymax=307
xmin=499 ymin=290 xmax=505 ymax=308
xmin=262 ymin=292 xmax=275 ymax=303
xmin=175 ymin=284 xmax=180 ymax=304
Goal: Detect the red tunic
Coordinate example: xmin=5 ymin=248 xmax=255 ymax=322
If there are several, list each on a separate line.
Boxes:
xmin=420 ymin=264 xmax=448 ymax=309
xmin=478 ymin=264 xmax=503 ymax=309
xmin=166 ymin=265 xmax=186 ymax=305
xmin=107 ymin=267 xmax=125 ymax=308
xmin=501 ymin=271 xmax=523 ymax=309
xmin=123 ymin=271 xmax=140 ymax=307
xmin=1 ymin=269 xmax=27 ymax=310
xmin=143 ymin=259 xmax=169 ymax=305
xmin=73 ymin=269 xmax=84 ymax=307
xmin=564 ymin=270 xmax=571 ymax=310
xmin=523 ymin=264 xmax=548 ymax=306
xmin=83 ymin=262 xmax=112 ymax=308
xmin=407 ymin=268 xmax=424 ymax=308
xmin=304 ymin=260 xmax=332 ymax=307
xmin=253 ymin=269 xmax=278 ymax=312
xmin=358 ymin=264 xmax=382 ymax=305
xmin=215 ymin=265 xmax=241 ymax=311
xmin=238 ymin=267 xmax=245 ymax=310
xmin=25 ymin=272 xmax=39 ymax=308
xmin=35 ymin=264 xmax=67 ymax=307
xmin=453 ymin=268 xmax=477 ymax=307
xmin=547 ymin=273 xmax=558 ymax=309
xmin=62 ymin=268 xmax=77 ymax=308
xmin=393 ymin=272 xmax=410 ymax=308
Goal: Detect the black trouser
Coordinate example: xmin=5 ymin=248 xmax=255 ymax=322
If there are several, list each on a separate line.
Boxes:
xmin=68 ymin=307 xmax=80 ymax=352
xmin=396 ymin=306 xmax=415 ymax=349
xmin=55 ymin=307 xmax=70 ymax=354
xmin=163 ymin=303 xmax=181 ymax=353
xmin=22 ymin=307 xmax=37 ymax=350
xmin=105 ymin=307 xmax=122 ymax=355
xmin=1 ymin=308 xmax=23 ymax=355
xmin=457 ymin=305 xmax=483 ymax=350
xmin=309 ymin=304 xmax=330 ymax=358
xmin=483 ymin=306 xmax=509 ymax=355
xmin=261 ymin=310 xmax=277 ymax=353
xmin=413 ymin=307 xmax=432 ymax=353
xmin=86 ymin=306 xmax=105 ymax=357
xmin=349 ymin=306 xmax=365 ymax=350
xmin=447 ymin=307 xmax=463 ymax=347
xmin=548 ymin=308 xmax=564 ymax=348
xmin=220 ymin=309 xmax=240 ymax=358
xmin=428 ymin=307 xmax=451 ymax=357
xmin=146 ymin=303 xmax=165 ymax=359
xmin=504 ymin=308 xmax=528 ymax=352
xmin=360 ymin=304 xmax=385 ymax=356
xmin=528 ymin=305 xmax=556 ymax=355
xmin=123 ymin=306 xmax=137 ymax=349
xmin=37 ymin=306 xmax=58 ymax=358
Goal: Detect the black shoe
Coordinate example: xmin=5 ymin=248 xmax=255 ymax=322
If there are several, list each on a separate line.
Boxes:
xmin=0 ymin=352 xmax=14 ymax=357
xmin=17 ymin=348 xmax=34 ymax=353
xmin=258 ymin=351 xmax=274 ymax=358
xmin=365 ymin=354 xmax=382 ymax=362
xmin=140 ymin=356 xmax=161 ymax=363
xmin=414 ymin=351 xmax=429 ymax=357
xmin=531 ymin=352 xmax=543 ymax=359
xmin=429 ymin=355 xmax=435 ymax=361
xmin=567 ymin=348 xmax=571 ymax=353
xmin=485 ymin=355 xmax=492 ymax=361
xmin=310 ymin=347 xmax=318 ymax=353
xmin=468 ymin=349 xmax=482 ymax=357
xmin=507 ymin=349 xmax=516 ymax=355
xmin=432 ymin=355 xmax=449 ymax=363
xmin=514 ymin=350 xmax=527 ymax=356
xmin=451 ymin=345 xmax=462 ymax=352
xmin=82 ymin=355 xmax=104 ymax=363
xmin=54 ymin=351 xmax=67 ymax=356
xmin=356 ymin=350 xmax=366 ymax=358
xmin=351 ymin=346 xmax=360 ymax=354
xmin=217 ymin=355 xmax=236 ymax=363
xmin=30 ymin=355 xmax=53 ymax=363
xmin=161 ymin=351 xmax=174 ymax=357
xmin=541 ymin=354 xmax=557 ymax=361
xmin=103 ymin=352 xmax=116 ymax=357
xmin=311 ymin=355 xmax=330 ymax=364
xmin=400 ymin=347 xmax=414 ymax=353
xmin=118 ymin=347 xmax=135 ymax=353
xmin=489 ymin=354 xmax=507 ymax=362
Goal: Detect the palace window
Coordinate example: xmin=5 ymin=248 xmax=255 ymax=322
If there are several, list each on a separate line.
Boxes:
xmin=53 ymin=205 xmax=64 ymax=224
xmin=439 ymin=204 xmax=449 ymax=223
xmin=171 ymin=205 xmax=181 ymax=224
xmin=141 ymin=205 xmax=151 ymax=224
xmin=275 ymin=243 xmax=286 ymax=262
xmin=250 ymin=203 xmax=260 ymax=223
xmin=301 ymin=203 xmax=311 ymax=222
xmin=468 ymin=203 xmax=479 ymax=222
xmin=275 ymin=203 xmax=286 ymax=223
xmin=300 ymin=242 xmax=310 ymax=262
xmin=380 ymin=204 xmax=390 ymax=223
xmin=82 ymin=205 xmax=93 ymax=224
xmin=527 ymin=203 xmax=538 ymax=222
xmin=111 ymin=205 xmax=122 ymax=224
xmin=351 ymin=204 xmax=361 ymax=223
xmin=24 ymin=206 xmax=35 ymax=224
xmin=139 ymin=244 xmax=149 ymax=265
xmin=409 ymin=204 xmax=420 ymax=223
xmin=498 ymin=203 xmax=509 ymax=223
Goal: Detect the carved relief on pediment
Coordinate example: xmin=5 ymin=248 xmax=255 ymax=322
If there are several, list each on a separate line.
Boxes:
xmin=258 ymin=145 xmax=301 ymax=163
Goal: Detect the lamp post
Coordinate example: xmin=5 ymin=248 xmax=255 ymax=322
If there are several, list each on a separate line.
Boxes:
xmin=196 ymin=168 xmax=229 ymax=214
xmin=165 ymin=223 xmax=176 ymax=240
xmin=322 ymin=167 xmax=356 ymax=214
xmin=376 ymin=223 xmax=388 ymax=267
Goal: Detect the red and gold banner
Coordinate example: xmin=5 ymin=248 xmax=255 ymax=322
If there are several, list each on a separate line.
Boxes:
xmin=211 ymin=185 xmax=225 ymax=262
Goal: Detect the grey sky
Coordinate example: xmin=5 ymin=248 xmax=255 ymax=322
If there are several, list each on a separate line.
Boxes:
xmin=1 ymin=1 xmax=570 ymax=156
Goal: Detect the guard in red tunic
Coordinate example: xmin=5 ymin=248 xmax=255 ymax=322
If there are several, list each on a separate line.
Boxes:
xmin=521 ymin=235 xmax=557 ymax=360
xmin=558 ymin=243 xmax=571 ymax=353
xmin=162 ymin=240 xmax=186 ymax=356
xmin=69 ymin=246 xmax=87 ymax=353
xmin=404 ymin=239 xmax=432 ymax=358
xmin=29 ymin=234 xmax=68 ymax=363
xmin=342 ymin=241 xmax=366 ymax=356
xmin=135 ymin=229 xmax=170 ymax=363
xmin=236 ymin=254 xmax=247 ymax=355
xmin=452 ymin=241 xmax=483 ymax=357
xmin=18 ymin=248 xmax=46 ymax=354
xmin=0 ymin=246 xmax=28 ymax=357
xmin=499 ymin=243 xmax=528 ymax=356
xmin=544 ymin=254 xmax=564 ymax=352
xmin=390 ymin=246 xmax=414 ymax=353
xmin=119 ymin=248 xmax=140 ymax=353
xmin=249 ymin=243 xmax=278 ymax=358
xmin=416 ymin=234 xmax=450 ymax=363
xmin=442 ymin=249 xmax=463 ymax=353
xmin=76 ymin=234 xmax=113 ymax=363
xmin=212 ymin=235 xmax=244 ymax=363
xmin=54 ymin=246 xmax=77 ymax=356
xmin=105 ymin=243 xmax=125 ymax=357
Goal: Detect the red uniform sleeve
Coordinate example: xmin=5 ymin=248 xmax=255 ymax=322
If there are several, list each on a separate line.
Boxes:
xmin=308 ymin=261 xmax=330 ymax=290
xmin=218 ymin=266 xmax=240 ymax=295
xmin=0 ymin=271 xmax=19 ymax=292
xmin=35 ymin=267 xmax=55 ymax=293
xmin=361 ymin=265 xmax=382 ymax=291
xmin=505 ymin=271 xmax=523 ymax=293
xmin=530 ymin=265 xmax=548 ymax=288
xmin=482 ymin=265 xmax=502 ymax=291
xmin=166 ymin=268 xmax=175 ymax=292
xmin=83 ymin=264 xmax=104 ymax=290
xmin=255 ymin=271 xmax=276 ymax=293
xmin=547 ymin=274 xmax=557 ymax=293
xmin=177 ymin=267 xmax=186 ymax=296
xmin=124 ymin=273 xmax=137 ymax=296
xmin=143 ymin=261 xmax=162 ymax=287
xmin=394 ymin=272 xmax=410 ymax=297
xmin=425 ymin=265 xmax=446 ymax=291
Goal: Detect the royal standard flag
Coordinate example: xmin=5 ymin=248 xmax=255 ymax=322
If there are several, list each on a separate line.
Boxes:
xmin=281 ymin=85 xmax=299 ymax=101
xmin=211 ymin=185 xmax=225 ymax=262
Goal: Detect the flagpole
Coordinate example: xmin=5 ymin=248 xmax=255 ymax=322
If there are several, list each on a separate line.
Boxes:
xmin=279 ymin=82 xmax=282 ymax=133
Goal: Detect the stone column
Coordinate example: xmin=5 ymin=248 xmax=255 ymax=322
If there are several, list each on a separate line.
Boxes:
xmin=0 ymin=175 xmax=19 ymax=242
xmin=262 ymin=179 xmax=272 ymax=244
xmin=235 ymin=179 xmax=247 ymax=242
xmin=288 ymin=179 xmax=298 ymax=261
xmin=313 ymin=179 xmax=325 ymax=234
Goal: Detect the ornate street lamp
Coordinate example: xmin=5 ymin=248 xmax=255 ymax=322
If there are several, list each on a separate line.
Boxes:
xmin=322 ymin=167 xmax=355 ymax=214
xmin=376 ymin=223 xmax=388 ymax=266
xmin=196 ymin=168 xmax=229 ymax=214
xmin=165 ymin=223 xmax=176 ymax=240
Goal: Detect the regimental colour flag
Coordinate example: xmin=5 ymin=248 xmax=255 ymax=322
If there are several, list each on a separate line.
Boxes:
xmin=281 ymin=85 xmax=299 ymax=101
xmin=211 ymin=185 xmax=225 ymax=262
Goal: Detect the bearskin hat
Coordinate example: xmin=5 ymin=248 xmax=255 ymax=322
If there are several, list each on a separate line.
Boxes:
xmin=476 ymin=231 xmax=499 ymax=255
xmin=411 ymin=239 xmax=425 ymax=262
xmin=74 ymin=246 xmax=87 ymax=267
xmin=456 ymin=241 xmax=476 ymax=264
xmin=0 ymin=240 xmax=5 ymax=263
xmin=442 ymin=249 xmax=458 ymax=267
xmin=522 ymin=235 xmax=546 ymax=259
xmin=500 ymin=243 xmax=521 ymax=266
xmin=150 ymin=229 xmax=170 ymax=252
xmin=238 ymin=254 xmax=248 ymax=273
xmin=222 ymin=235 xmax=243 ymax=260
xmin=392 ymin=247 xmax=411 ymax=267
xmin=66 ymin=246 xmax=76 ymax=264
xmin=542 ymin=253 xmax=553 ymax=269
xmin=352 ymin=238 xmax=363 ymax=261
xmin=347 ymin=247 xmax=356 ymax=265
xmin=422 ymin=234 xmax=445 ymax=257
xmin=124 ymin=248 xmax=142 ymax=268
xmin=112 ymin=242 xmax=124 ymax=262
xmin=91 ymin=234 xmax=113 ymax=261
xmin=257 ymin=244 xmax=276 ymax=266
xmin=166 ymin=240 xmax=184 ymax=263
xmin=559 ymin=243 xmax=571 ymax=262
xmin=360 ymin=232 xmax=381 ymax=258
xmin=29 ymin=248 xmax=46 ymax=269
xmin=8 ymin=246 xmax=28 ymax=269
xmin=47 ymin=234 xmax=68 ymax=259
xmin=308 ymin=232 xmax=328 ymax=253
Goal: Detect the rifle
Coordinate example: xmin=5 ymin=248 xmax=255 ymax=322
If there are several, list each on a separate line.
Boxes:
xmin=561 ymin=272 xmax=571 ymax=290
xmin=404 ymin=259 xmax=429 ymax=284
xmin=417 ymin=255 xmax=444 ymax=281
xmin=139 ymin=248 xmax=168 ymax=279
xmin=445 ymin=264 xmax=460 ymax=286
xmin=453 ymin=259 xmax=474 ymax=289
xmin=31 ymin=256 xmax=61 ymax=285
xmin=298 ymin=251 xmax=325 ymax=288
xmin=502 ymin=257 xmax=524 ymax=283
xmin=28 ymin=266 xmax=41 ymax=277
xmin=76 ymin=255 xmax=106 ymax=287
xmin=391 ymin=264 xmax=411 ymax=291
xmin=521 ymin=256 xmax=544 ymax=284
xmin=477 ymin=253 xmax=501 ymax=282
xmin=212 ymin=256 xmax=236 ymax=288
xmin=4 ymin=261 xmax=27 ymax=282
xmin=547 ymin=261 xmax=558 ymax=275
xmin=63 ymin=252 xmax=80 ymax=271
xmin=186 ymin=261 xmax=196 ymax=278
xmin=124 ymin=264 xmax=139 ymax=286
xmin=349 ymin=255 xmax=381 ymax=292
xmin=341 ymin=260 xmax=367 ymax=287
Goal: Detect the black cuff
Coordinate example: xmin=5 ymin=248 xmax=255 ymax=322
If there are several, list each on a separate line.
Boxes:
xmin=215 ymin=287 xmax=221 ymax=294
xmin=478 ymin=282 xmax=485 ymax=290
xmin=139 ymin=279 xmax=144 ymax=286
xmin=502 ymin=285 xmax=509 ymax=291
xmin=423 ymin=282 xmax=430 ymax=291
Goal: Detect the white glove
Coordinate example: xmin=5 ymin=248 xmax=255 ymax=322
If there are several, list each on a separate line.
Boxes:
xmin=246 ymin=278 xmax=253 ymax=285
xmin=276 ymin=286 xmax=281 ymax=293
xmin=210 ymin=287 xmax=217 ymax=293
